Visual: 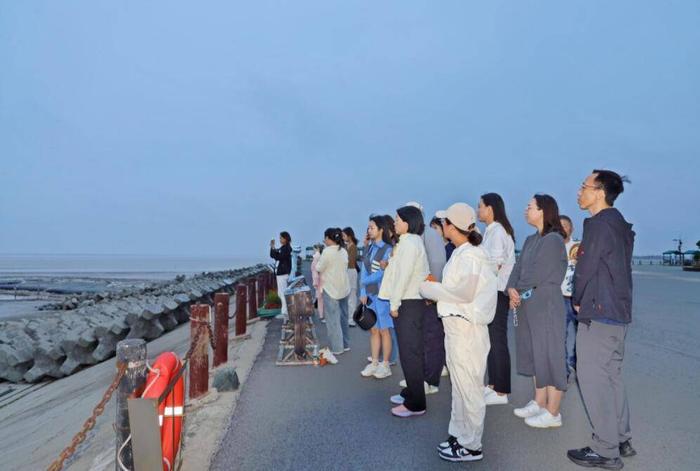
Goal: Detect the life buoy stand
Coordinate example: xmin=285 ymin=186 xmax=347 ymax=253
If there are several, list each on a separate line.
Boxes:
xmin=142 ymin=352 xmax=185 ymax=471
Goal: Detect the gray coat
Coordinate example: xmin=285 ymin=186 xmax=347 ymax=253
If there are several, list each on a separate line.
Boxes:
xmin=507 ymin=231 xmax=568 ymax=389
xmin=422 ymin=229 xmax=447 ymax=282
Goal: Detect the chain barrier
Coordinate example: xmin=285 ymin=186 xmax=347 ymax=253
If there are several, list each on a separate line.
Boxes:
xmin=48 ymin=313 xmax=216 ymax=471
xmin=189 ymin=315 xmax=215 ymax=351
xmin=47 ymin=362 xmax=127 ymax=471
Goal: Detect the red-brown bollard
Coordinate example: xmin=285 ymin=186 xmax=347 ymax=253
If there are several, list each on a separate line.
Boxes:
xmin=257 ymin=275 xmax=265 ymax=308
xmin=213 ymin=293 xmax=229 ymax=367
xmin=247 ymin=278 xmax=258 ymax=322
xmin=235 ymin=284 xmax=248 ymax=337
xmin=189 ymin=304 xmax=209 ymax=399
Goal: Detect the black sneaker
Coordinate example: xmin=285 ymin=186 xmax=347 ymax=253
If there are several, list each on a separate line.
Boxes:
xmin=436 ymin=435 xmax=457 ymax=451
xmin=438 ymin=441 xmax=483 ymax=462
xmin=567 ymin=447 xmax=623 ymax=470
xmin=619 ymin=440 xmax=636 ymax=458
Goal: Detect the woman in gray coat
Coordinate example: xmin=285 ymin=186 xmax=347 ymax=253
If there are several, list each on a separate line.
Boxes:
xmin=507 ymin=194 xmax=568 ymax=429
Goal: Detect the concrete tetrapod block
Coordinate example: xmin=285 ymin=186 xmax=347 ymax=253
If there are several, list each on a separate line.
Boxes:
xmin=173 ymin=305 xmax=191 ymax=324
xmin=24 ymin=351 xmax=65 ymax=382
xmin=92 ymin=330 xmax=127 ymax=361
xmin=159 ymin=311 xmax=179 ymax=331
xmin=0 ymin=321 xmax=34 ymax=366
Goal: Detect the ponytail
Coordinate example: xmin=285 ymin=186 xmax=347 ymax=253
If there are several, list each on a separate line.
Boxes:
xmin=324 ymin=227 xmax=346 ymax=250
xmin=447 ymin=219 xmax=483 ymax=246
xmin=467 ymin=224 xmax=483 ymax=246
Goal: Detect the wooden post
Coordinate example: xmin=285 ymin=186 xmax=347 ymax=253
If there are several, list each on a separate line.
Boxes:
xmin=257 ymin=275 xmax=265 ymax=309
xmin=247 ymin=278 xmax=258 ymax=323
xmin=189 ymin=304 xmax=209 ymax=399
xmin=234 ymin=284 xmax=249 ymax=339
xmin=213 ymin=293 xmax=229 ymax=367
xmin=115 ymin=339 xmax=147 ymax=471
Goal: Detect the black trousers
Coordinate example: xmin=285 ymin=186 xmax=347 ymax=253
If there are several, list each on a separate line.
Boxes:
xmin=395 ymin=299 xmax=426 ymax=412
xmin=486 ymin=291 xmax=511 ymax=394
xmin=423 ymin=302 xmax=445 ymax=387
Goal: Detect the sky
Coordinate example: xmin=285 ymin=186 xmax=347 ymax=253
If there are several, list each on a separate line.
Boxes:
xmin=1 ymin=1 xmax=698 ymax=259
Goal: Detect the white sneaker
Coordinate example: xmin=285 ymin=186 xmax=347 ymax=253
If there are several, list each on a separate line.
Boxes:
xmin=485 ymin=392 xmax=508 ymax=406
xmin=373 ymin=363 xmax=392 ymax=379
xmin=514 ymin=400 xmax=542 ymax=418
xmin=524 ymin=409 xmax=562 ymax=428
xmin=390 ymin=394 xmax=404 ymax=405
xmin=441 ymin=366 xmax=449 ymax=377
xmin=397 ymin=380 xmax=438 ymax=394
xmin=361 ymin=362 xmax=379 ymax=377
xmin=321 ymin=348 xmax=338 ymax=365
xmin=349 ymin=319 xmax=357 ymax=327
xmin=484 ymin=386 xmax=495 ymax=397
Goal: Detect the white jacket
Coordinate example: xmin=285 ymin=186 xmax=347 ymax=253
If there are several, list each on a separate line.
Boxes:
xmin=419 ymin=243 xmax=497 ymax=325
xmin=378 ymin=233 xmax=429 ymax=312
xmin=316 ymin=246 xmax=351 ymax=300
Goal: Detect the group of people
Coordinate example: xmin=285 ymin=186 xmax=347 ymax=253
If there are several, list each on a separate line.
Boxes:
xmin=270 ymin=169 xmax=635 ymax=469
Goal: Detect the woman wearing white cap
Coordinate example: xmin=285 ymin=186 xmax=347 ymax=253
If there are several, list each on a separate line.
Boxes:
xmin=420 ymin=203 xmax=498 ymax=462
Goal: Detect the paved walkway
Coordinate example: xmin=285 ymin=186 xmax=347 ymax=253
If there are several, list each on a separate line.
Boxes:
xmin=211 ymin=265 xmax=700 ymax=470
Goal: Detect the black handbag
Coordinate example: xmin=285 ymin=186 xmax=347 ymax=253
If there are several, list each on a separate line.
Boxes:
xmin=352 ymin=302 xmax=377 ymax=330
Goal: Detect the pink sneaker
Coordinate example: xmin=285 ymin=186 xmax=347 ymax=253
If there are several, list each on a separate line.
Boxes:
xmin=391 ymin=404 xmax=426 ymax=418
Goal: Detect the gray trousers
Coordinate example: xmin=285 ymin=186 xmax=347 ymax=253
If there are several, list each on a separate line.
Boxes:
xmin=322 ymin=291 xmax=349 ymax=353
xmin=577 ymin=321 xmax=632 ymax=458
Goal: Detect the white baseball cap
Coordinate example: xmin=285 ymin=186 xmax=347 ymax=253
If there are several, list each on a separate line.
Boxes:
xmin=405 ymin=201 xmax=424 ymax=212
xmin=435 ymin=203 xmax=477 ymax=231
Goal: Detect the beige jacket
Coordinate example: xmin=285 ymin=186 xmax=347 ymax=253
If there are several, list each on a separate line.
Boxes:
xmin=378 ymin=233 xmax=429 ymax=312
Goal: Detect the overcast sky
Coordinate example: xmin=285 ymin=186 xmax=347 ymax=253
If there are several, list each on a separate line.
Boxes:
xmin=1 ymin=1 xmax=698 ymax=259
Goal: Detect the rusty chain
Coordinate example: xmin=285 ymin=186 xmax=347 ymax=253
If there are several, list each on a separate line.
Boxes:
xmin=48 ymin=315 xmax=214 ymax=471
xmin=47 ymin=362 xmax=127 ymax=471
xmin=189 ymin=315 xmax=216 ymax=351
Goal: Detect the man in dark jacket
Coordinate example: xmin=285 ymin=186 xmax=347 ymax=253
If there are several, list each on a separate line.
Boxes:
xmin=567 ymin=170 xmax=636 ymax=470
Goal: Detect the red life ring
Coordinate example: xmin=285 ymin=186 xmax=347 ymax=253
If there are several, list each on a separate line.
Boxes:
xmin=142 ymin=352 xmax=185 ymax=471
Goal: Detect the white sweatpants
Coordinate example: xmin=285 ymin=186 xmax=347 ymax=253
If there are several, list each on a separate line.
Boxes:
xmin=443 ymin=316 xmax=490 ymax=451
xmin=276 ymin=274 xmax=289 ymax=318
xmin=346 ymin=268 xmax=358 ymax=323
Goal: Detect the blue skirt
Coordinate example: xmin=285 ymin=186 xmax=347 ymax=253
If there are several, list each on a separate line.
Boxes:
xmin=369 ymin=295 xmax=393 ymax=329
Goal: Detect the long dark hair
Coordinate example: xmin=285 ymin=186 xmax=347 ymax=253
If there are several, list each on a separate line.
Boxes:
xmin=533 ymin=194 xmax=566 ymax=238
xmin=324 ymin=227 xmax=346 ymax=250
xmin=381 ymin=215 xmax=398 ymax=245
xmin=370 ymin=215 xmax=393 ymax=245
xmin=480 ymin=193 xmax=515 ymax=242
xmin=342 ymin=227 xmax=358 ymax=245
xmin=396 ymin=206 xmax=425 ymax=236
xmin=280 ymin=231 xmax=291 ymax=244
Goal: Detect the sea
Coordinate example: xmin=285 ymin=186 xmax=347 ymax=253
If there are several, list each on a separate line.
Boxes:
xmin=0 ymin=254 xmax=266 ymax=320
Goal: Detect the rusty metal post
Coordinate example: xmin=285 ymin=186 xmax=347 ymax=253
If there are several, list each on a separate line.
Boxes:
xmin=189 ymin=304 xmax=209 ymax=399
xmin=257 ymin=275 xmax=265 ymax=308
xmin=115 ymin=339 xmax=147 ymax=471
xmin=247 ymin=278 xmax=258 ymax=323
xmin=213 ymin=293 xmax=229 ymax=367
xmin=234 ymin=284 xmax=248 ymax=338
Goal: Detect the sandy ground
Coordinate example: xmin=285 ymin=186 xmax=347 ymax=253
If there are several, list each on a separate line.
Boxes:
xmin=0 ymin=296 xmax=269 ymax=471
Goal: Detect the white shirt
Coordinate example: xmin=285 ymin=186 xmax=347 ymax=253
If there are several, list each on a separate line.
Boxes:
xmin=378 ymin=233 xmax=429 ymax=312
xmin=419 ymin=243 xmax=498 ymax=325
xmin=561 ymin=239 xmax=580 ymax=296
xmin=316 ymin=246 xmax=351 ymax=300
xmin=482 ymin=222 xmax=515 ymax=292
